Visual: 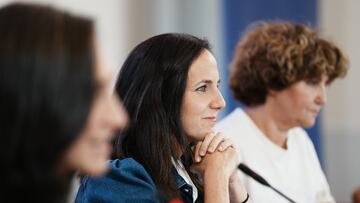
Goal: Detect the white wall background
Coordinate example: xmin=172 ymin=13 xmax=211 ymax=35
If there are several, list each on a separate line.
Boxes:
xmin=319 ymin=0 xmax=360 ymax=202
xmin=0 ymin=0 xmax=222 ymax=86
xmin=0 ymin=0 xmax=129 ymax=85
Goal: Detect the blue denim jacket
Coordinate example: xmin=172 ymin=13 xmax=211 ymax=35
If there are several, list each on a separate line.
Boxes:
xmin=75 ymin=158 xmax=203 ymax=203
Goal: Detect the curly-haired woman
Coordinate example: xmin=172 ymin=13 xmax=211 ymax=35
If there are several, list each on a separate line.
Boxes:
xmin=215 ymin=22 xmax=348 ymax=203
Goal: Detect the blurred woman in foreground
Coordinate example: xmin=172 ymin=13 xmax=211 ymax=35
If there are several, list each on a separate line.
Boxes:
xmin=0 ymin=3 xmax=127 ymax=202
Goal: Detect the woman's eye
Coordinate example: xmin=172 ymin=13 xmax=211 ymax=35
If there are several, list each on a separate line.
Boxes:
xmin=195 ymin=85 xmax=207 ymax=92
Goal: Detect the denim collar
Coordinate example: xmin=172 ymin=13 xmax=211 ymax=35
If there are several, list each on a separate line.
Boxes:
xmin=174 ymin=169 xmax=187 ymax=189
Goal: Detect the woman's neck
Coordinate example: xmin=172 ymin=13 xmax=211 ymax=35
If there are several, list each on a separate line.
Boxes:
xmin=172 ymin=136 xmax=184 ymax=159
xmin=245 ymin=105 xmax=291 ymax=149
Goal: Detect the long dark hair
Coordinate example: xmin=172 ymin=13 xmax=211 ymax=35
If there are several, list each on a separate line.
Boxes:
xmin=0 ymin=3 xmax=95 ymax=202
xmin=114 ymin=33 xmax=210 ymax=200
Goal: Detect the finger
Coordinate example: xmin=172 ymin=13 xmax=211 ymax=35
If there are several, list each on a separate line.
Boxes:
xmin=218 ymin=138 xmax=235 ymax=152
xmin=199 ymin=132 xmax=216 ymax=156
xmin=222 ymin=147 xmax=239 ymax=172
xmin=207 ymin=132 xmax=225 ymax=153
xmin=193 ymin=141 xmax=202 ymax=163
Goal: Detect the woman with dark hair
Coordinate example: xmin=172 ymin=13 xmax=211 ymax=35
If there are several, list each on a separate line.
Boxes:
xmin=215 ymin=22 xmax=349 ymax=202
xmin=0 ymin=3 xmax=127 ymax=202
xmin=76 ymin=33 xmax=249 ymax=202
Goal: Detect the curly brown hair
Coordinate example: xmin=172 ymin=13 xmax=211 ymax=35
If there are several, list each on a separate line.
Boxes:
xmin=230 ymin=22 xmax=349 ymax=107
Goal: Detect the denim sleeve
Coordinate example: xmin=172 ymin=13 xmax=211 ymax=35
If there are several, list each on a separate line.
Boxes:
xmin=75 ymin=158 xmax=161 ymax=203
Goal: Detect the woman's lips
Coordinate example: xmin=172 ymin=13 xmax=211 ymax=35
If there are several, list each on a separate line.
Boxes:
xmin=203 ymin=116 xmax=217 ymax=124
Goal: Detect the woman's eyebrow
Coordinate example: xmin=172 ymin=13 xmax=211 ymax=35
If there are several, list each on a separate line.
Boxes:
xmin=194 ymin=79 xmax=220 ymax=86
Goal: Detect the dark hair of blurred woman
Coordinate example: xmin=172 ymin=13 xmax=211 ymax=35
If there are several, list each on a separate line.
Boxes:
xmin=0 ymin=3 xmax=127 ymax=202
